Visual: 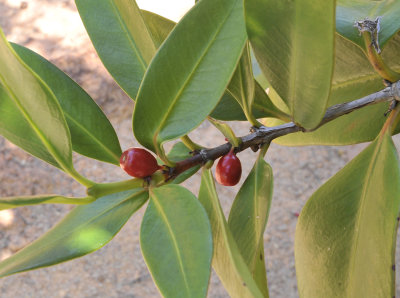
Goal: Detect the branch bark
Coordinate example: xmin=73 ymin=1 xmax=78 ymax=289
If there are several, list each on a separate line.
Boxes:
xmin=169 ymin=81 xmax=400 ymax=179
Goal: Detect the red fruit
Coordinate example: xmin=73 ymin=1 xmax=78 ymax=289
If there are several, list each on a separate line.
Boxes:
xmin=120 ymin=148 xmax=160 ymax=178
xmin=215 ymin=150 xmax=242 ymax=186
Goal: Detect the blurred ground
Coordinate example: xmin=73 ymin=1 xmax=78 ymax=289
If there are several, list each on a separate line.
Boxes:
xmin=0 ymin=1 xmax=399 ymax=297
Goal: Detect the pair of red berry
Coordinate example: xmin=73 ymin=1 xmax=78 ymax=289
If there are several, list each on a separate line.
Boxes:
xmin=120 ymin=147 xmax=241 ymax=186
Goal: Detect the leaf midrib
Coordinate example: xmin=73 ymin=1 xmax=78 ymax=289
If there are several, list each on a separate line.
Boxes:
xmin=150 ymin=193 xmax=191 ymax=296
xmin=65 ymin=113 xmax=120 ymax=164
xmin=347 ymin=137 xmax=384 ymax=294
xmin=153 ymin=0 xmax=241 ymax=149
xmin=108 ymin=0 xmax=148 ymax=71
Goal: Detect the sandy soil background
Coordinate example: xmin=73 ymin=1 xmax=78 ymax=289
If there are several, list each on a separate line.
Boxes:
xmin=0 ymin=1 xmax=399 ymax=297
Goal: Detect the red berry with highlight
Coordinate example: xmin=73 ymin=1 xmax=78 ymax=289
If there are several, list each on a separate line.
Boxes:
xmin=215 ymin=150 xmax=242 ymax=186
xmin=120 ymin=148 xmax=160 ymax=178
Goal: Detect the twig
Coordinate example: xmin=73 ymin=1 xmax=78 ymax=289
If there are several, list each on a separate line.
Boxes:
xmin=169 ymin=81 xmax=400 ymax=179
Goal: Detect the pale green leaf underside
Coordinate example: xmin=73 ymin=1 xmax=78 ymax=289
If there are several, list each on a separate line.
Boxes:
xmin=228 ymin=156 xmax=273 ymax=296
xmin=295 ymin=132 xmax=400 ymax=297
xmin=272 ymin=32 xmax=400 ymax=146
xmin=198 ymin=169 xmax=264 ymax=298
xmin=246 ymin=0 xmax=335 ymax=129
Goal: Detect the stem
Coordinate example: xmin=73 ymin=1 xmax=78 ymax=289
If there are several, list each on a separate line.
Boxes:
xmin=66 ymin=167 xmax=96 ymax=188
xmin=180 ymin=135 xmax=203 ymax=151
xmin=87 ymin=178 xmax=144 ymax=198
xmin=208 ymin=116 xmax=241 ymax=147
xmin=259 ymin=142 xmax=270 ymax=158
xmin=168 ymin=82 xmax=400 ymax=179
xmin=362 ymin=32 xmax=400 ymax=82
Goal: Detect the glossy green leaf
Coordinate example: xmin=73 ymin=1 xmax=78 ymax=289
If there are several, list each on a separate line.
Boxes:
xmin=246 ymin=0 xmax=335 ymax=129
xmin=228 ymin=156 xmax=273 ymax=296
xmin=0 ymin=189 xmax=148 ymax=277
xmin=295 ymin=131 xmax=400 ymax=297
xmin=272 ymin=32 xmax=400 ymax=146
xmin=167 ymin=142 xmax=200 ymax=184
xmin=336 ymin=0 xmax=400 ymax=50
xmin=133 ymin=0 xmax=247 ymax=158
xmin=11 ymin=43 xmax=122 ymax=165
xmin=140 ymin=7 xmax=286 ymax=123
xmin=0 ymin=84 xmax=59 ymax=167
xmin=198 ymin=169 xmax=264 ymax=298
xmin=0 ymin=195 xmax=95 ymax=210
xmin=75 ymin=0 xmax=156 ymax=99
xmin=141 ymin=10 xmax=176 ymax=48
xmin=141 ymin=185 xmax=212 ymax=298
xmin=0 ymin=29 xmax=72 ymax=171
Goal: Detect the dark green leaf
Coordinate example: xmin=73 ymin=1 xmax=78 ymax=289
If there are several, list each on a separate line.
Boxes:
xmin=141 ymin=185 xmax=212 ymax=298
xmin=198 ymin=169 xmax=264 ymax=298
xmin=11 ymin=43 xmax=122 ymax=165
xmin=0 ymin=189 xmax=148 ymax=277
xmin=336 ymin=0 xmax=400 ymax=50
xmin=228 ymin=156 xmax=273 ymax=296
xmin=75 ymin=0 xmax=156 ymax=99
xmin=0 ymin=29 xmax=72 ymax=171
xmin=295 ymin=131 xmax=400 ymax=297
xmin=133 ymin=0 xmax=247 ymax=158
xmin=246 ymin=0 xmax=335 ymax=129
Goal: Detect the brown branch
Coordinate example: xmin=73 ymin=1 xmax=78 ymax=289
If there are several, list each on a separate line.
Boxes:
xmin=169 ymin=81 xmax=400 ymax=179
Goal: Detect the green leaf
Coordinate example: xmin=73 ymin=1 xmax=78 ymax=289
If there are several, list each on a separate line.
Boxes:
xmin=11 ymin=43 xmax=122 ymax=165
xmin=133 ymin=0 xmax=247 ymax=159
xmin=211 ymin=82 xmax=288 ymax=121
xmin=0 ymin=84 xmax=59 ymax=167
xmin=75 ymin=0 xmax=156 ymax=99
xmin=228 ymin=156 xmax=273 ymax=296
xmin=295 ymin=131 xmax=400 ymax=297
xmin=0 ymin=189 xmax=148 ymax=277
xmin=0 ymin=29 xmax=72 ymax=172
xmin=198 ymin=169 xmax=264 ymax=298
xmin=272 ymin=32 xmax=400 ymax=146
xmin=336 ymin=0 xmax=400 ymax=50
xmin=0 ymin=195 xmax=95 ymax=210
xmin=141 ymin=185 xmax=212 ymax=298
xmin=245 ymin=0 xmax=335 ymax=129
xmin=141 ymin=10 xmax=176 ymax=48
xmin=167 ymin=142 xmax=200 ymax=184
xmin=227 ymin=43 xmax=256 ymax=124
xmin=140 ymin=7 xmax=286 ymax=124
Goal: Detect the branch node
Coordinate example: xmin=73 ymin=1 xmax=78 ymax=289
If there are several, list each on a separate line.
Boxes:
xmin=250 ymin=144 xmax=260 ymax=152
xmin=354 ymin=16 xmax=382 ymax=53
xmin=391 ymin=81 xmax=400 ymax=102
xmin=199 ymin=149 xmax=209 ymax=163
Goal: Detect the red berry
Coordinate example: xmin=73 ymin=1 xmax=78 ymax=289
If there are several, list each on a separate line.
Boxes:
xmin=215 ymin=150 xmax=242 ymax=186
xmin=120 ymin=148 xmax=160 ymax=178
